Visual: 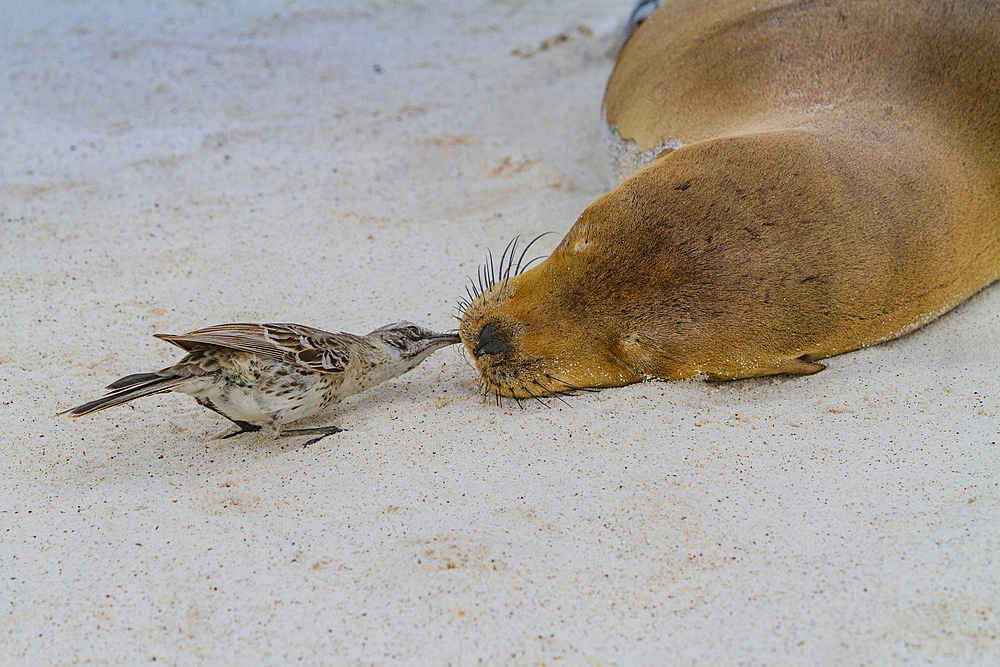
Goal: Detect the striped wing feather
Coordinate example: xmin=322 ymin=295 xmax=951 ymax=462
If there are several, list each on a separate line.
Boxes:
xmin=153 ymin=322 xmax=360 ymax=374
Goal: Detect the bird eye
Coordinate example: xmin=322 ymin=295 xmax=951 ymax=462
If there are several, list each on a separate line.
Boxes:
xmin=405 ymin=325 xmax=421 ymax=337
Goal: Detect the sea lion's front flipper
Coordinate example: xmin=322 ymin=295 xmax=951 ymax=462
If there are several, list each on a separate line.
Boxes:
xmin=774 ymin=356 xmax=826 ymax=376
xmin=704 ymin=356 xmax=826 ymax=382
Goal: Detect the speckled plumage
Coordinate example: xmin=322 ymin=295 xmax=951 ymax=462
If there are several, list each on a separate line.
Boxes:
xmin=63 ymin=321 xmax=459 ymax=444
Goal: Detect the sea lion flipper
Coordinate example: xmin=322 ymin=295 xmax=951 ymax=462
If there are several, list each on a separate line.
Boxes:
xmin=703 ymin=356 xmax=825 ymax=382
xmin=774 ymin=357 xmax=826 ymax=376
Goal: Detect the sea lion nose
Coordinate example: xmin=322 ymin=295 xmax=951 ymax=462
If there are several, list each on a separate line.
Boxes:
xmin=473 ymin=321 xmax=511 ymax=358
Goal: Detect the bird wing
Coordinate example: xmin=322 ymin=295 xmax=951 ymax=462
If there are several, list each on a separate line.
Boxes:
xmin=153 ymin=322 xmax=361 ymax=374
xmin=260 ymin=323 xmax=362 ymax=373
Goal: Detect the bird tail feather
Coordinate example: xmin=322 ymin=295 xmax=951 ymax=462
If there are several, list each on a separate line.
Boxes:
xmin=60 ymin=372 xmax=185 ymax=417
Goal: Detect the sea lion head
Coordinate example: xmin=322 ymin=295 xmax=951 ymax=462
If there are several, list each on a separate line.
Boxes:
xmin=458 ymin=176 xmax=681 ymax=399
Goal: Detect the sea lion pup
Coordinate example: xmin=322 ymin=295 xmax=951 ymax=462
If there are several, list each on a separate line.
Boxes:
xmin=459 ymin=0 xmax=1000 ymax=398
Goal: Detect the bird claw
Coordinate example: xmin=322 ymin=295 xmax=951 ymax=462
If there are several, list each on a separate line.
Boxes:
xmin=278 ymin=425 xmax=345 ymax=446
xmin=217 ymin=421 xmax=263 ymax=439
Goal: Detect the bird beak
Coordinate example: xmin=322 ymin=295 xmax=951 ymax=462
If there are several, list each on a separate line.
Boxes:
xmin=429 ymin=332 xmax=461 ymax=345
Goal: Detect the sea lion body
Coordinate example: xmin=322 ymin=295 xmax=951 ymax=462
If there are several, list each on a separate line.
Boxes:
xmin=461 ymin=0 xmax=1000 ymax=397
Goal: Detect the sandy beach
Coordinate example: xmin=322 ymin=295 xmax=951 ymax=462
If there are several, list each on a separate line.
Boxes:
xmin=2 ymin=0 xmax=998 ymax=662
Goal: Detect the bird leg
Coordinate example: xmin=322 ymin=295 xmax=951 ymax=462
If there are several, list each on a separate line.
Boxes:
xmin=218 ymin=422 xmax=263 ymax=439
xmin=263 ymin=411 xmax=343 ymax=446
xmin=197 ymin=398 xmax=263 ymax=439
xmin=278 ymin=425 xmax=345 ymax=447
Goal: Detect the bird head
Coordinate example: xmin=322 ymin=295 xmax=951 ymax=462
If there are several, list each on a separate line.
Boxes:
xmin=368 ymin=321 xmax=460 ymax=370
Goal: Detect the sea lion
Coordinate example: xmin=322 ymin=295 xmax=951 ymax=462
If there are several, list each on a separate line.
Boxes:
xmin=459 ymin=0 xmax=1000 ymax=398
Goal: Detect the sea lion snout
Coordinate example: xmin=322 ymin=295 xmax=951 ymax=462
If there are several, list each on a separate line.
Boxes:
xmin=461 ymin=308 xmax=544 ymax=398
xmin=472 ymin=321 xmax=512 ymax=358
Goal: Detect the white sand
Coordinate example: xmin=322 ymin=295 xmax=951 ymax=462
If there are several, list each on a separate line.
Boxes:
xmin=2 ymin=1 xmax=998 ymax=663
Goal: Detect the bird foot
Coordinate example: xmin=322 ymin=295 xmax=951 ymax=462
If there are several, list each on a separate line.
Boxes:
xmin=279 ymin=425 xmax=345 ymax=446
xmin=218 ymin=421 xmax=264 ymax=439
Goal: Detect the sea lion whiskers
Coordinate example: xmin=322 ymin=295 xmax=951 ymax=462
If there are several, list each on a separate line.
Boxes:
xmin=543 ymin=374 xmax=603 ymax=394
xmin=492 ymin=381 xmax=504 ymax=407
xmin=472 ymin=233 xmax=556 ymax=302
xmin=489 ymin=235 xmax=526 ymax=289
xmin=533 ymin=379 xmax=573 ymax=407
xmin=509 ymin=387 xmax=525 ymax=410
xmin=513 ymin=231 xmax=556 ymax=278
xmin=502 ymin=236 xmax=520 ymax=286
xmin=465 ymin=281 xmax=479 ymax=302
xmin=457 ymin=234 xmax=540 ymax=322
xmin=496 ymin=236 xmax=519 ymax=287
xmin=453 ymin=294 xmax=473 ymax=323
xmin=518 ymin=382 xmax=550 ymax=409
xmin=459 ymin=344 xmax=504 ymax=406
xmin=455 ymin=337 xmax=480 ymax=375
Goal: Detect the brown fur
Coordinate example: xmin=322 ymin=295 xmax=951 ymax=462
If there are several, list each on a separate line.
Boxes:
xmin=460 ymin=0 xmax=1000 ymax=397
